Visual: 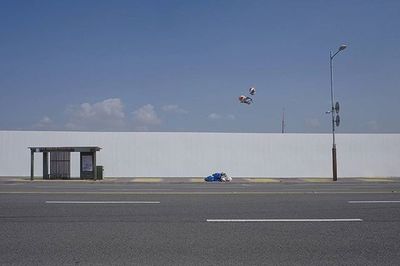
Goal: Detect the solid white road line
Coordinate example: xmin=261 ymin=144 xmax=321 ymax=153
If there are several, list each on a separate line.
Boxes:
xmin=349 ymin=200 xmax=400 ymax=204
xmin=45 ymin=201 xmax=160 ymax=204
xmin=206 ymin=219 xmax=363 ymax=222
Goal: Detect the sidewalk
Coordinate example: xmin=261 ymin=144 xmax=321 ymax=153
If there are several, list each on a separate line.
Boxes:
xmin=1 ymin=176 xmax=399 ymax=184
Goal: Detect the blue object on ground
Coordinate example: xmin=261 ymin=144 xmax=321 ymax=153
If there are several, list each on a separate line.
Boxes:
xmin=204 ymin=172 xmax=222 ymax=182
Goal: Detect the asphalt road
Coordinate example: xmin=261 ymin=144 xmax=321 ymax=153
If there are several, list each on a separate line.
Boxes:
xmin=1 ymin=179 xmax=400 ymax=265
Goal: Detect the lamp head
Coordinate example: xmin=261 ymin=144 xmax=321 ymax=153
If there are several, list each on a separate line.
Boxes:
xmin=338 ymin=44 xmax=347 ymax=51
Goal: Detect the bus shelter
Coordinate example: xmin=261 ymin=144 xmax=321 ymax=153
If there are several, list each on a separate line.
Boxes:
xmin=29 ymin=146 xmax=101 ymax=180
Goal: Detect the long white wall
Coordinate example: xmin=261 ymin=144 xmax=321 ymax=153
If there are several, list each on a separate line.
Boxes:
xmin=0 ymin=131 xmax=399 ymax=178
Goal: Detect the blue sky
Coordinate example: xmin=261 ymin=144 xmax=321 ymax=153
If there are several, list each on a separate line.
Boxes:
xmin=0 ymin=0 xmax=399 ymax=133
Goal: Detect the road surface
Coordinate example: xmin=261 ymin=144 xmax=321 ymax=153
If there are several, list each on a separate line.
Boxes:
xmin=1 ymin=178 xmax=400 ymax=265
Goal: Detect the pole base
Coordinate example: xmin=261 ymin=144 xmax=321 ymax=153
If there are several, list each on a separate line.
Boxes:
xmin=332 ymin=147 xmax=337 ymax=181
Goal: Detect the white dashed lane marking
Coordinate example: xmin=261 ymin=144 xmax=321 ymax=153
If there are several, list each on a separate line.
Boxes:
xmin=45 ymin=201 xmax=160 ymax=204
xmin=348 ymin=201 xmax=400 ymax=204
xmin=206 ymin=219 xmax=363 ymax=222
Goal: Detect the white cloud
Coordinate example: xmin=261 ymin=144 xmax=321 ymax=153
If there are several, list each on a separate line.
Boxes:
xmin=208 ymin=113 xmax=236 ymax=120
xmin=33 ymin=116 xmax=55 ymax=129
xmin=162 ymin=105 xmax=188 ymax=114
xmin=41 ymin=116 xmax=52 ymax=124
xmin=65 ymin=98 xmax=126 ymax=130
xmin=133 ymin=104 xmax=161 ymax=128
xmin=227 ymin=114 xmax=236 ymax=120
xmin=64 ymin=100 xmax=162 ymax=131
xmin=208 ymin=113 xmax=222 ymax=120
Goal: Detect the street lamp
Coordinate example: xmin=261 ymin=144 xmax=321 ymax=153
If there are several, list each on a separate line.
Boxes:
xmin=329 ymin=44 xmax=347 ymax=181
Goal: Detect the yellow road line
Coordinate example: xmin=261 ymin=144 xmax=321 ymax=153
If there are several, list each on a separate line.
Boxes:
xmin=248 ymin=178 xmax=280 ymax=183
xmin=131 ymin=178 xmax=163 ymax=183
xmin=190 ymin=178 xmax=205 ymax=183
xmin=358 ymin=178 xmax=395 ymax=182
xmin=302 ymin=178 xmax=332 ymax=183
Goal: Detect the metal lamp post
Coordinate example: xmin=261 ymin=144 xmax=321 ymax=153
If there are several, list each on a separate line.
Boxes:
xmin=329 ymin=44 xmax=347 ymax=181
